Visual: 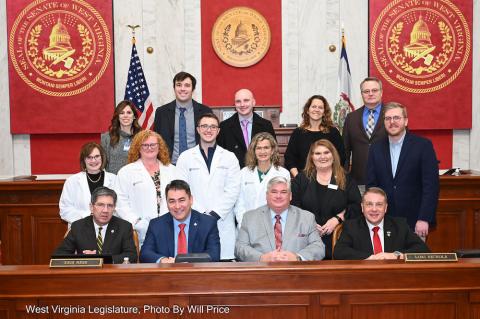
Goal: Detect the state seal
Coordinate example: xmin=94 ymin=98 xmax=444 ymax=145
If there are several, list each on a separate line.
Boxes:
xmin=211 ymin=7 xmax=271 ymax=68
xmin=371 ymin=0 xmax=470 ymax=93
xmin=9 ymin=0 xmax=112 ymax=97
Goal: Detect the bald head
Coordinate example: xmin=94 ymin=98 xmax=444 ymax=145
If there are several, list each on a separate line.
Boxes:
xmin=234 ymin=89 xmax=255 ymax=117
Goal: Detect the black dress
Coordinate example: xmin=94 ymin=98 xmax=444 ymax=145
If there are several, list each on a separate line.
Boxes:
xmin=284 ymin=127 xmax=346 ymax=172
xmin=291 ymin=172 xmax=361 ymax=259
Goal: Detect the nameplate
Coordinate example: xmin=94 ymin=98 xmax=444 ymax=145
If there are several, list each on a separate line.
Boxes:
xmin=49 ymin=258 xmax=104 ymax=268
xmin=405 ymin=253 xmax=458 ymax=262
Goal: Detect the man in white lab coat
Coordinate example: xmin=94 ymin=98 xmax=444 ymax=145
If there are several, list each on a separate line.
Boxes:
xmin=176 ymin=113 xmax=241 ymax=260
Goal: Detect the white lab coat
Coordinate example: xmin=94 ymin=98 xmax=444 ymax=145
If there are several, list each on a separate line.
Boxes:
xmin=234 ymin=166 xmax=291 ymax=227
xmin=114 ymin=159 xmax=178 ymax=244
xmin=59 ymin=171 xmax=116 ymax=225
xmin=176 ymin=145 xmax=241 ymax=259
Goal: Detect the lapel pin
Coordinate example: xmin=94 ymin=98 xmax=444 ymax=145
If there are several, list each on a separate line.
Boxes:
xmin=111 ymin=229 xmax=114 ymax=233
xmin=194 ymin=222 xmax=198 ymax=226
xmin=386 ymin=231 xmax=391 ymax=237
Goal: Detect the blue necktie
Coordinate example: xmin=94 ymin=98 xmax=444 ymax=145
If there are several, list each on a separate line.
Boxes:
xmin=179 ymin=107 xmax=187 ymax=154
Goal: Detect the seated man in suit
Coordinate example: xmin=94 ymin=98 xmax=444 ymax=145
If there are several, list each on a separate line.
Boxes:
xmin=139 ymin=179 xmax=221 ymax=263
xmin=217 ymin=88 xmax=276 ymax=167
xmin=333 ymin=187 xmax=430 ymax=260
xmin=54 ymin=187 xmax=138 ymax=263
xmin=235 ymin=176 xmax=325 ymax=262
xmin=153 ymin=71 xmax=212 ymax=164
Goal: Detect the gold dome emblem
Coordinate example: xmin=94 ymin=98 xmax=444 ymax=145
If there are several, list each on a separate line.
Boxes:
xmin=211 ymin=7 xmax=271 ymax=68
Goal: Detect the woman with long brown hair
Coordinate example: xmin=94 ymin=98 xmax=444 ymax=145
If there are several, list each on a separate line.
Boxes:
xmin=291 ymin=139 xmax=361 ymax=259
xmin=284 ymin=95 xmax=345 ymax=177
xmin=101 ymin=100 xmax=142 ymax=174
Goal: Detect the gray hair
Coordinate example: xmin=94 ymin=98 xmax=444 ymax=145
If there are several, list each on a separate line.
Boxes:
xmin=91 ymin=186 xmax=117 ymax=205
xmin=266 ymin=176 xmax=291 ymax=192
xmin=360 ymin=77 xmax=383 ymax=91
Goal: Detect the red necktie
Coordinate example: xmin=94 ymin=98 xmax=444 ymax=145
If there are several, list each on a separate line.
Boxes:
xmin=372 ymin=226 xmax=383 ymax=254
xmin=177 ymin=223 xmax=187 ymax=255
xmin=274 ymin=215 xmax=282 ymax=250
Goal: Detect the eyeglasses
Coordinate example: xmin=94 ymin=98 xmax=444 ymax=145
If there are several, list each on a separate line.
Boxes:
xmin=198 ymin=124 xmax=219 ymax=130
xmin=361 ymin=88 xmax=381 ymax=94
xmin=384 ymin=116 xmax=404 ymax=122
xmin=141 ymin=143 xmax=159 ymax=150
xmin=86 ymin=155 xmax=101 ymax=161
xmin=94 ymin=203 xmax=115 ymax=210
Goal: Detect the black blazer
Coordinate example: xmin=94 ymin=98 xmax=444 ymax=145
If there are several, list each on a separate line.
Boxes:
xmin=153 ymin=99 xmax=212 ymax=157
xmin=342 ymin=105 xmax=387 ymax=184
xmin=333 ymin=215 xmax=430 ymax=260
xmin=217 ymin=112 xmax=276 ymax=167
xmin=54 ymin=215 xmax=138 ymax=264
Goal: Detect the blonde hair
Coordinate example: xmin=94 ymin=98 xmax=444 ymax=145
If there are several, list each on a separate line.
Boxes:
xmin=244 ymin=132 xmax=280 ymax=170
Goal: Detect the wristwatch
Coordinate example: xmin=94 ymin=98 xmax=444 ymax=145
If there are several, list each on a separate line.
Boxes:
xmin=334 ymin=215 xmax=343 ymax=224
xmin=393 ymin=251 xmax=402 ymax=260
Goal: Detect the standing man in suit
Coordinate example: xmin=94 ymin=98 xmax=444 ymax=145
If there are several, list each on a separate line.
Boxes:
xmin=342 ymin=77 xmax=387 ymax=185
xmin=235 ymin=176 xmax=325 ymax=262
xmin=153 ymin=71 xmax=212 ymax=164
xmin=217 ymin=88 xmax=276 ymax=167
xmin=333 ymin=187 xmax=430 ymax=260
xmin=140 ymin=180 xmax=220 ymax=263
xmin=367 ymin=102 xmax=439 ymax=239
xmin=176 ymin=113 xmax=241 ymax=261
xmin=54 ymin=187 xmax=137 ymax=264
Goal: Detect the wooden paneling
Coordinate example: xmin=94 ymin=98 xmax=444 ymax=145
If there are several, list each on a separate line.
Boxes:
xmin=0 ymin=261 xmax=480 ymax=318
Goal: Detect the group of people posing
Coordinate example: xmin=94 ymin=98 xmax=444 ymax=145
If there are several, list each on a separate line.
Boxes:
xmin=55 ymin=72 xmax=438 ymax=263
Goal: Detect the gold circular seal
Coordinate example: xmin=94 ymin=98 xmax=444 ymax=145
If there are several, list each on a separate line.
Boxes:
xmin=371 ymin=0 xmax=470 ymax=93
xmin=211 ymin=7 xmax=271 ymax=68
xmin=9 ymin=0 xmax=112 ymax=97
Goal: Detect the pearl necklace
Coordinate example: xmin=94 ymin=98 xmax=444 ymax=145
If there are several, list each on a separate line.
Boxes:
xmin=86 ymin=171 xmax=102 ymax=183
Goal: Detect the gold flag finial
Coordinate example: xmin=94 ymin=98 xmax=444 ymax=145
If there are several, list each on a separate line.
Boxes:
xmin=127 ymin=25 xmax=140 ymax=44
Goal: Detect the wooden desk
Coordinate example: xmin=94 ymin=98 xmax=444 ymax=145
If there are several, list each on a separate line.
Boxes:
xmin=1 ymin=172 xmax=479 ymax=265
xmin=1 ymin=260 xmax=480 ymax=318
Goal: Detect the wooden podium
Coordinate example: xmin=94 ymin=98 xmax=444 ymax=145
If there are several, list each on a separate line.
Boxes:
xmin=1 ymin=260 xmax=480 ymax=318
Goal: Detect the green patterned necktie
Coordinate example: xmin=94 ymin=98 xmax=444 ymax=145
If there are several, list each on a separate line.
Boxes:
xmin=97 ymin=226 xmax=103 ymax=254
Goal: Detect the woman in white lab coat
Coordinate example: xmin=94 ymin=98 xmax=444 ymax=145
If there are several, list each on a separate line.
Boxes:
xmin=234 ymin=132 xmax=290 ymax=227
xmin=59 ymin=142 xmax=116 ymax=225
xmin=114 ymin=130 xmax=178 ymax=245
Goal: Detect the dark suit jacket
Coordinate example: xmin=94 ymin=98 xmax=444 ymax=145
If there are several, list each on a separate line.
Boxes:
xmin=367 ymin=132 xmax=439 ymax=229
xmin=54 ymin=216 xmax=138 ymax=264
xmin=139 ymin=210 xmax=221 ymax=263
xmin=217 ymin=112 xmax=276 ymax=167
xmin=333 ymin=215 xmax=430 ymax=260
xmin=153 ymin=99 xmax=212 ymax=157
xmin=342 ymin=105 xmax=386 ymax=184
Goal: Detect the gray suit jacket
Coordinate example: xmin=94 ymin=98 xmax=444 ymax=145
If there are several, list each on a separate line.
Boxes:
xmin=235 ymin=205 xmax=325 ymax=261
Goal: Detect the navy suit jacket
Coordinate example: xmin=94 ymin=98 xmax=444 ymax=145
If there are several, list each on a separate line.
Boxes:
xmin=139 ymin=210 xmax=221 ymax=263
xmin=333 ymin=215 xmax=430 ymax=260
xmin=217 ymin=112 xmax=276 ymax=167
xmin=366 ymin=132 xmax=439 ymax=229
xmin=153 ymin=99 xmax=212 ymax=157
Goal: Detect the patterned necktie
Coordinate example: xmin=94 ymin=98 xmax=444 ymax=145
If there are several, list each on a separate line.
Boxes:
xmin=177 ymin=223 xmax=187 ymax=255
xmin=274 ymin=215 xmax=282 ymax=250
xmin=372 ymin=226 xmax=383 ymax=255
xmin=366 ymin=109 xmax=375 ymax=138
xmin=97 ymin=226 xmax=103 ymax=254
xmin=241 ymin=119 xmax=249 ymax=147
xmin=179 ymin=107 xmax=187 ymax=154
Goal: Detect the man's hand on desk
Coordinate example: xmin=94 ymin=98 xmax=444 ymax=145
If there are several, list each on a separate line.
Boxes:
xmin=260 ymin=250 xmax=299 ymax=262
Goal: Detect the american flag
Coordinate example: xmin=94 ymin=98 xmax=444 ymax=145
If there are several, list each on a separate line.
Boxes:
xmin=124 ymin=38 xmax=154 ymax=129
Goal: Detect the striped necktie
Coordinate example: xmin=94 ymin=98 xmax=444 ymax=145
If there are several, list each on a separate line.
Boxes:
xmin=274 ymin=215 xmax=282 ymax=250
xmin=97 ymin=226 xmax=103 ymax=254
xmin=366 ymin=109 xmax=375 ymax=138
